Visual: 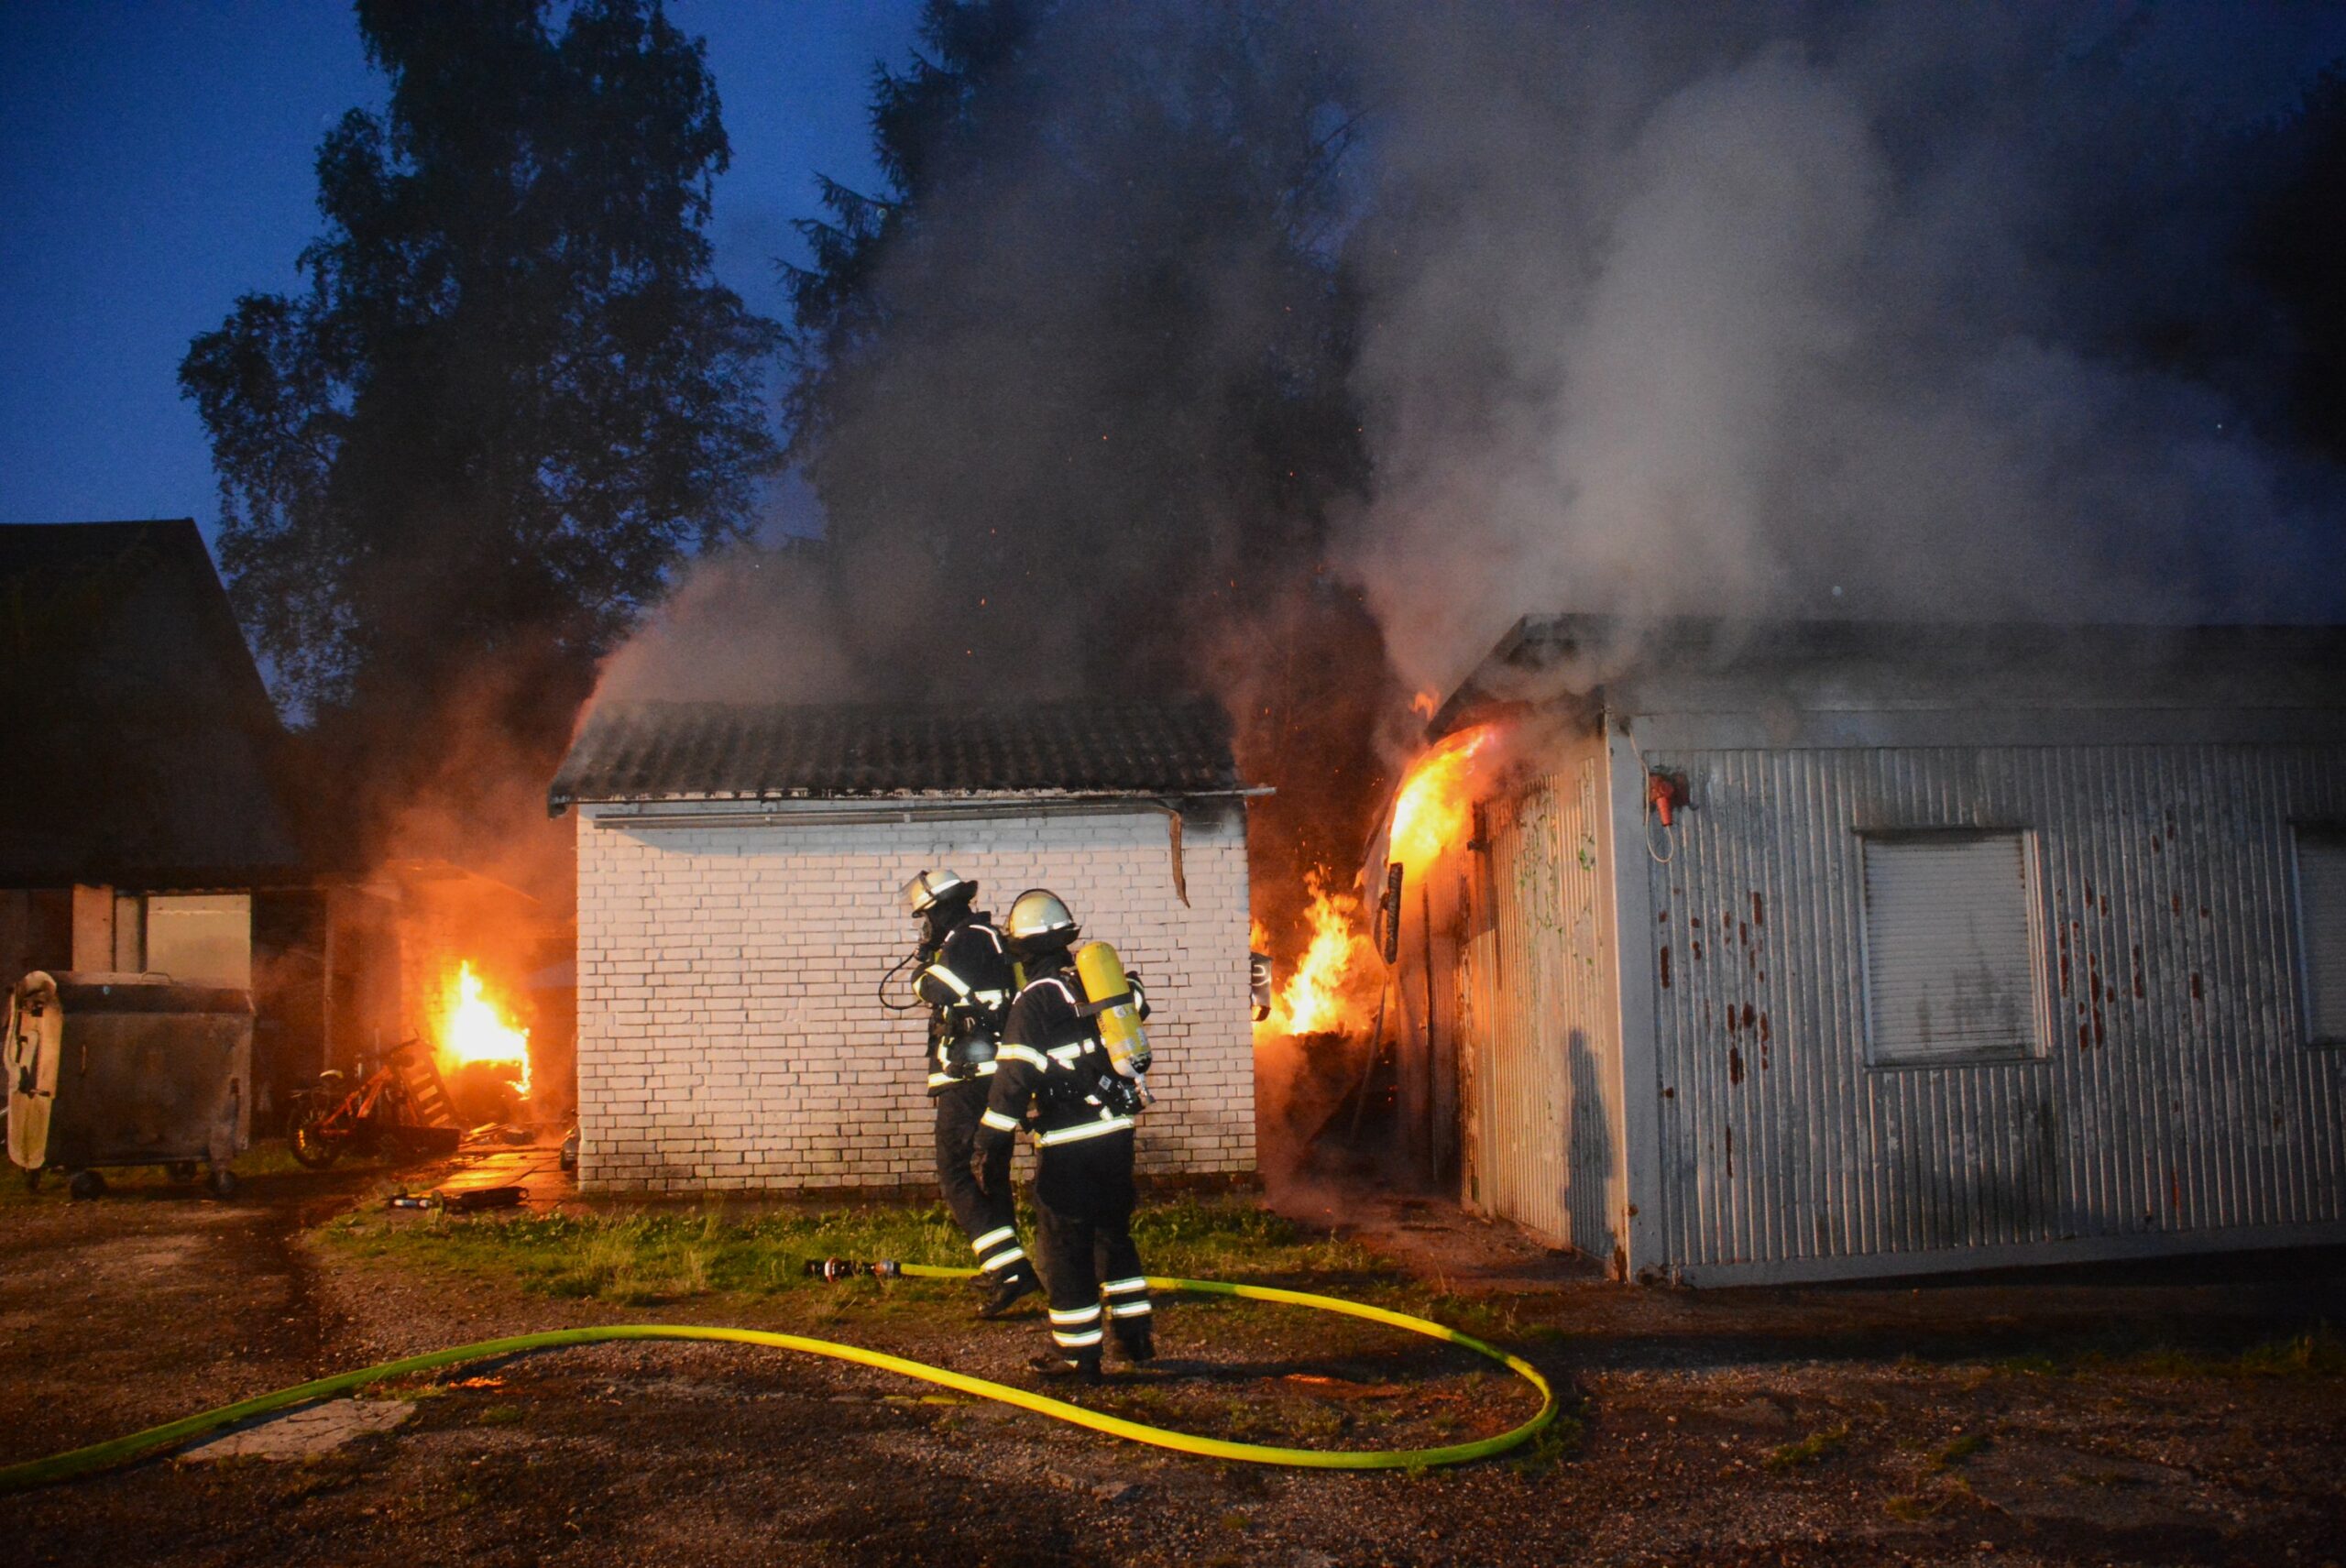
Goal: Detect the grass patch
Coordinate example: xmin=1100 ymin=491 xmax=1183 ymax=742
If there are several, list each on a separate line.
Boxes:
xmin=1765 ymin=1423 xmax=1850 ymax=1471
xmin=1972 ymin=1325 xmax=2343 ymax=1384
xmin=1989 ymin=1352 xmax=2061 ymax=1378
xmin=1929 ymin=1431 xmax=1990 ymax=1471
xmin=1398 ymin=1292 xmax=1570 ymax=1346
xmin=1504 ymin=1411 xmax=1584 ymax=1475
xmin=323 ymin=1204 xmax=973 ymax=1304
xmin=1884 ymin=1493 xmax=1947 ymax=1522
xmin=1133 ymin=1201 xmax=1389 ymax=1282
xmin=2237 ymin=1325 xmax=2346 ymax=1376
xmin=0 ymin=1137 xmax=349 ymax=1208
xmin=2067 ymin=1467 xmax=2146 ymax=1488
xmin=319 ymin=1195 xmax=1403 ymax=1307
xmin=2072 ymin=1325 xmax=2346 ymax=1381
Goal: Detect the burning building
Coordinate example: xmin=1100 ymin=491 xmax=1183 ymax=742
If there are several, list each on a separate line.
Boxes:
xmin=1387 ymin=616 xmax=2346 ymax=1285
xmin=549 ymin=699 xmax=1258 ymax=1193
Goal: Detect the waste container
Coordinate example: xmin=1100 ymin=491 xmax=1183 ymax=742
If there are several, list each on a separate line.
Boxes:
xmin=5 ymin=970 xmax=252 ymax=1199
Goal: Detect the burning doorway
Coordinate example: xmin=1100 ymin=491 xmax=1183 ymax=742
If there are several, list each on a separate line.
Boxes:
xmin=321 ymin=861 xmax=572 ymax=1126
xmin=1251 ymin=722 xmax=1506 ymax=1193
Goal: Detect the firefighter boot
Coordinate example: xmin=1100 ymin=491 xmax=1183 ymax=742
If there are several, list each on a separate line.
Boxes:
xmin=977 ymin=1260 xmax=1042 ymax=1320
xmin=1029 ymin=1348 xmax=1103 ymax=1382
xmin=1113 ymin=1319 xmax=1155 ymax=1365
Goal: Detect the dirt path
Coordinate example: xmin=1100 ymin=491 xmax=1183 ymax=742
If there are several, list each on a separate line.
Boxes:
xmin=3 ymin=1170 xmax=2342 ymax=1567
xmin=0 ymin=1168 xmax=351 ymax=1464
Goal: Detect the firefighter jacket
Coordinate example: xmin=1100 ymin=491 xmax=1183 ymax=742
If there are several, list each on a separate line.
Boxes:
xmin=914 ymin=915 xmax=1016 ymax=1091
xmin=975 ymin=955 xmax=1149 ymax=1157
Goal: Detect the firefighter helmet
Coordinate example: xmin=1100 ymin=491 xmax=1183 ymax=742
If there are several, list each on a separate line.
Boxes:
xmin=901 ymin=868 xmax=976 ymax=917
xmin=1003 ymin=888 xmax=1080 ymax=953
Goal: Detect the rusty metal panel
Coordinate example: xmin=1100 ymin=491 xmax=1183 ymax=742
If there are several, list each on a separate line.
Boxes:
xmin=1460 ymin=736 xmax=1623 ymax=1261
xmin=1638 ymin=743 xmax=2346 ymax=1279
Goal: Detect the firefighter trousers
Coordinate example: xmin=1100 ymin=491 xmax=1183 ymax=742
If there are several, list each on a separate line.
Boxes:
xmin=933 ymin=1080 xmax=1025 ymax=1277
xmin=1033 ymin=1130 xmax=1152 ymax=1357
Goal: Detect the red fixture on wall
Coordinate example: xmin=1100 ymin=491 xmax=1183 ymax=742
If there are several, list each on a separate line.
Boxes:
xmin=1647 ymin=770 xmax=1690 ymax=828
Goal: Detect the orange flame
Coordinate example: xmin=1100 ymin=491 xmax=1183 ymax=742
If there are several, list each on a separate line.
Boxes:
xmin=1387 ymin=725 xmax=1496 ymax=876
xmin=1409 ymin=689 xmax=1439 ymax=719
xmin=441 ymin=960 xmax=531 ymax=1095
xmin=1261 ymin=870 xmax=1378 ymax=1036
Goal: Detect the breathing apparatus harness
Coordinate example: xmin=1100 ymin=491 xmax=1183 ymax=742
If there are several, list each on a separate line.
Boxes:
xmin=882 ymin=904 xmax=1014 ymax=1082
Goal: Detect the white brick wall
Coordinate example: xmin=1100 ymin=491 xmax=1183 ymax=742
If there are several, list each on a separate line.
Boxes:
xmin=573 ymin=801 xmax=1255 ymax=1193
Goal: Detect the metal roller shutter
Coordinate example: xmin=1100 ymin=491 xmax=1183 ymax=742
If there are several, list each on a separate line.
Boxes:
xmin=2296 ymin=829 xmax=2346 ymax=1046
xmin=1861 ymin=833 xmax=2042 ymax=1067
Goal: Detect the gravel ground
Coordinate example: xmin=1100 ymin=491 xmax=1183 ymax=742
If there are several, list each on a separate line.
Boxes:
xmin=2 ymin=1165 xmax=2341 ymax=1567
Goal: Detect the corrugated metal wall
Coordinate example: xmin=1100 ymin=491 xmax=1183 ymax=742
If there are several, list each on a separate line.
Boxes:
xmin=1639 ymin=744 xmax=2346 ymax=1276
xmin=1459 ymin=740 xmax=1625 ymax=1261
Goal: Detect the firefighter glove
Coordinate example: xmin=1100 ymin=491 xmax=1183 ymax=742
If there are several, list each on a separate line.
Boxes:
xmin=973 ymin=1140 xmax=1011 ymax=1198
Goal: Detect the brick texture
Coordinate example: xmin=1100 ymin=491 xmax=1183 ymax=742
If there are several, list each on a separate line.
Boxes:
xmin=573 ymin=803 xmax=1255 ymax=1193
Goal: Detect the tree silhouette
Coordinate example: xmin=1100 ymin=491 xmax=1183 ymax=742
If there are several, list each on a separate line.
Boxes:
xmin=180 ymin=0 xmax=777 ymax=855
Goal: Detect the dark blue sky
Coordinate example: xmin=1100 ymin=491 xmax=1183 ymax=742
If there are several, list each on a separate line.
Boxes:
xmin=0 ymin=0 xmax=924 ymax=532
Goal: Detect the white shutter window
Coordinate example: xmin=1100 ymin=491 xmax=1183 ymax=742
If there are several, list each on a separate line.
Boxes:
xmin=1861 ymin=832 xmax=2043 ymax=1067
xmin=145 ymin=893 xmax=252 ymax=990
xmin=2296 ymin=828 xmax=2346 ymax=1047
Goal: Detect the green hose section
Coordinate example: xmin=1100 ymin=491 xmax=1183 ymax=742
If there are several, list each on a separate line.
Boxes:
xmin=0 ymin=1268 xmax=1556 ymax=1491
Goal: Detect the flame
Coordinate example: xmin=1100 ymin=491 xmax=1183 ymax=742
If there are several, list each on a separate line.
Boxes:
xmin=1263 ymin=870 xmax=1378 ymax=1036
xmin=1387 ymin=724 xmax=1496 ymax=876
xmin=1409 ymin=689 xmax=1439 ymax=719
xmin=441 ymin=960 xmax=531 ymax=1096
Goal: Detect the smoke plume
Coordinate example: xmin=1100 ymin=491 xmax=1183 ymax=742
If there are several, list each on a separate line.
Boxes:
xmin=591 ymin=536 xmax=863 ymax=707
xmin=1340 ymin=1 xmax=2346 ymax=696
xmin=604 ymin=2 xmax=2346 ymax=718
xmin=577 ymin=3 xmax=2346 ymax=1179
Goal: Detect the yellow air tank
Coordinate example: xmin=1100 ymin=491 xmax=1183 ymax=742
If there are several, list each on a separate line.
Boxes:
xmin=1073 ymin=940 xmax=1151 ymax=1080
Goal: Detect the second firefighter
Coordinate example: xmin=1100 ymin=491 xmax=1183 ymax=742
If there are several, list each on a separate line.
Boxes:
xmin=974 ymin=887 xmax=1155 ymax=1379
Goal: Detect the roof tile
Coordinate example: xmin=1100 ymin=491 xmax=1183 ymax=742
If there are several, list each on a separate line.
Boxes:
xmin=550 ymin=699 xmax=1239 ymax=807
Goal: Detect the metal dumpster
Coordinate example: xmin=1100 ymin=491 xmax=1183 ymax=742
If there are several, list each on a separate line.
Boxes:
xmin=5 ymin=970 xmax=252 ymax=1199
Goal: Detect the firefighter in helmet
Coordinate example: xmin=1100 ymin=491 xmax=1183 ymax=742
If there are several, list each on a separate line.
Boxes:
xmin=904 ymin=869 xmax=1040 ymax=1317
xmin=974 ymin=888 xmax=1153 ymax=1379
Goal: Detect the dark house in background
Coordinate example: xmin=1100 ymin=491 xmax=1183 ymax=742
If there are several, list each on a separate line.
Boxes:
xmin=1 ymin=520 xmax=574 ymax=1127
xmin=0 ymin=520 xmax=317 ymax=1115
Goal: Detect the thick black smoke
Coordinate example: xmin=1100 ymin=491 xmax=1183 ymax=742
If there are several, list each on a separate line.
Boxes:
xmin=597 ymin=0 xmax=1395 ymax=929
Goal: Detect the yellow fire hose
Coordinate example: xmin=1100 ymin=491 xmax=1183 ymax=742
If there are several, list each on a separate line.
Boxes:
xmin=0 ymin=1266 xmax=1556 ymax=1491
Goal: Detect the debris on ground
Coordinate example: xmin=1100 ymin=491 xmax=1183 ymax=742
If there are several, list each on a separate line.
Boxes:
xmin=177 ymin=1399 xmax=413 ymax=1463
